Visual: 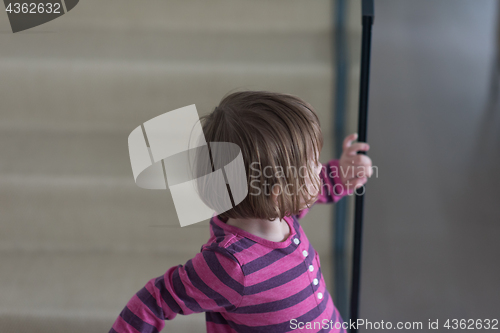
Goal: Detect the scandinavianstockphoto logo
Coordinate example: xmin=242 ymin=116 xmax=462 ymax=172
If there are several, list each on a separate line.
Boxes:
xmin=3 ymin=0 xmax=79 ymax=33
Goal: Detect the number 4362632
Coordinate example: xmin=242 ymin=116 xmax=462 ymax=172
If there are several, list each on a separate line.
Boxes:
xmin=444 ymin=319 xmax=498 ymax=330
xmin=5 ymin=2 xmax=61 ymax=14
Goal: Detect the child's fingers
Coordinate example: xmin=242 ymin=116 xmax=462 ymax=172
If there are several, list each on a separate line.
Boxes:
xmin=342 ymin=133 xmax=358 ymax=151
xmin=345 ymin=142 xmax=370 ymax=156
xmin=343 ymin=167 xmax=372 ymax=181
xmin=353 ymin=154 xmax=372 ymax=167
xmin=342 ymin=156 xmax=372 ymax=179
xmin=353 ymin=177 xmax=367 ymax=189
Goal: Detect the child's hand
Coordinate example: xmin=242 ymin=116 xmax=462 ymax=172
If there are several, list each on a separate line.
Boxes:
xmin=339 ymin=133 xmax=373 ymax=191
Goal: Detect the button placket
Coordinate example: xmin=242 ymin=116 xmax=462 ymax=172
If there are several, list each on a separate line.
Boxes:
xmin=299 ymin=240 xmax=322 ymax=304
xmin=307 ymin=248 xmax=322 ymax=303
xmin=313 ymin=255 xmax=324 ymax=303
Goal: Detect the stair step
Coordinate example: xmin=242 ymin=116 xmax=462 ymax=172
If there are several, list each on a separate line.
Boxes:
xmin=1 ymin=30 xmax=332 ymax=64
xmin=31 ymin=0 xmax=332 ymax=33
xmin=0 ymin=58 xmax=332 ymax=132
xmin=0 ymin=251 xmax=206 ymax=333
xmin=0 ymin=312 xmax=206 ymax=333
xmin=0 ymin=129 xmax=132 ymax=178
xmin=0 ymin=172 xmax=211 ymax=253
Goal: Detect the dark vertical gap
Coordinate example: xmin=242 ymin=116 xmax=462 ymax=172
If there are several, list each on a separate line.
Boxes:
xmin=140 ymin=123 xmax=167 ymax=188
xmin=140 ymin=124 xmax=150 ymax=147
xmin=160 ymin=159 xmax=169 ymax=189
xmin=207 ymin=142 xmax=235 ymax=208
xmin=206 ymin=142 xmax=215 ymax=172
xmin=224 ymin=172 xmax=236 ymax=208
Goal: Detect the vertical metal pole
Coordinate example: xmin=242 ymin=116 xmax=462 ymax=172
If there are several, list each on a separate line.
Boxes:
xmin=349 ymin=0 xmax=374 ymax=331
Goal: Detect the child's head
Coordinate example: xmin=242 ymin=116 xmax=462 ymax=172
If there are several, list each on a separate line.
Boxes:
xmin=199 ymin=90 xmax=324 ymax=221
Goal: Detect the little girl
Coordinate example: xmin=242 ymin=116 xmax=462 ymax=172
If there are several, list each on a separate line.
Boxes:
xmin=109 ymin=90 xmax=372 ymax=333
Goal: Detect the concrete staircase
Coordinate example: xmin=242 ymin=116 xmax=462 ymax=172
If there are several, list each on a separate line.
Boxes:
xmin=0 ymin=1 xmax=355 ymax=331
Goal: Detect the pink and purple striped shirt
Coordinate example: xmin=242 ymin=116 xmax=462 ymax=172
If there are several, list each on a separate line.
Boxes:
xmin=110 ymin=159 xmax=351 ymax=333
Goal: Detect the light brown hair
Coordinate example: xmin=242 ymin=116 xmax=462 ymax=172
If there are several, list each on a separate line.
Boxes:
xmin=199 ymin=90 xmax=323 ymax=221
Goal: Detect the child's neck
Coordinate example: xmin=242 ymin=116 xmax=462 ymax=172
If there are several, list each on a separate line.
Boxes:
xmin=225 ymin=216 xmax=291 ymax=243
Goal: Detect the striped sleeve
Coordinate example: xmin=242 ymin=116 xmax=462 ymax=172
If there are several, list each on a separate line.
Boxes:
xmin=295 ymin=159 xmax=353 ymax=220
xmin=316 ymin=159 xmax=353 ymax=204
xmin=108 ymin=249 xmax=245 ymax=333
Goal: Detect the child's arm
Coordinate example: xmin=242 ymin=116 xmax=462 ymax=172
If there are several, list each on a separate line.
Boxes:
xmin=108 ymin=249 xmax=244 ymax=333
xmin=316 ymin=133 xmax=372 ymax=205
xmin=295 ymin=133 xmax=372 ymax=220
xmin=315 ymin=159 xmax=353 ymax=204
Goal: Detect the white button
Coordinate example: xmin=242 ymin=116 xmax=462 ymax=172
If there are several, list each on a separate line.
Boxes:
xmin=309 ymin=265 xmax=314 ymax=272
xmin=317 ymin=292 xmax=323 ymax=299
xmin=294 ymin=238 xmax=300 ymax=245
xmin=302 ymin=250 xmax=308 ymax=257
xmin=313 ymin=278 xmax=319 ymax=285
